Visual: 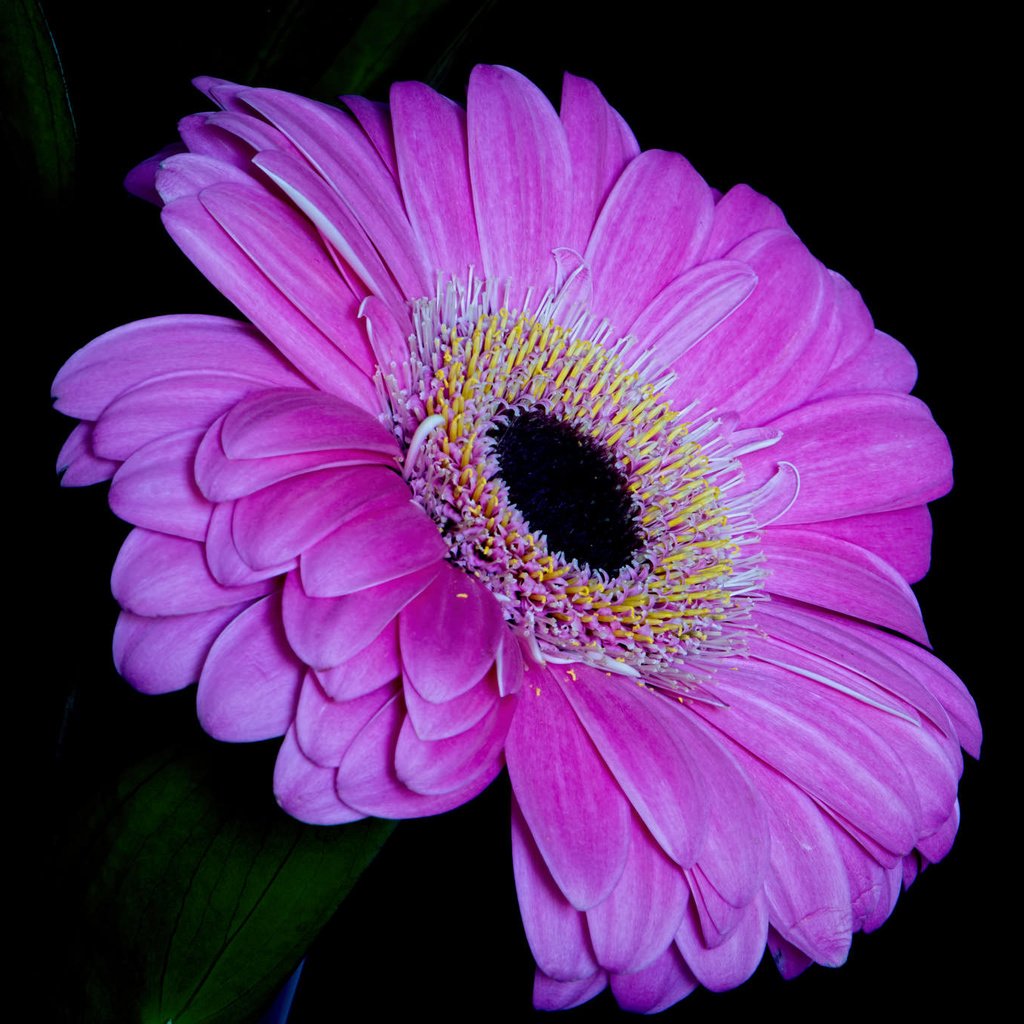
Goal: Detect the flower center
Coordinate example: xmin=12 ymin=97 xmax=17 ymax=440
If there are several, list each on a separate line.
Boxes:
xmin=489 ymin=408 xmax=643 ymax=575
xmin=381 ymin=279 xmax=762 ymax=682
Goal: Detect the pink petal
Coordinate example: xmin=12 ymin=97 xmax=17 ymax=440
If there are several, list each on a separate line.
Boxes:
xmin=108 ymin=430 xmax=210 ymax=540
xmin=675 ymin=891 xmax=769 ymax=990
xmin=283 ymin=565 xmax=439 ymax=669
xmin=53 ymin=314 xmax=304 ymax=421
xmin=608 ymin=945 xmax=699 ymax=1014
xmin=740 ymin=392 xmax=952 ymax=522
xmin=391 ymin=81 xmax=481 ymax=280
xmin=273 ymin=725 xmax=364 ymax=825
xmin=232 ymin=465 xmax=408 ymax=568
xmin=630 ymin=260 xmax=758 ymax=371
xmin=220 ymin=388 xmax=399 ymax=460
xmin=468 ymin=65 xmax=571 ymax=303
xmin=113 ymin=604 xmax=245 ymax=695
xmin=766 ymin=929 xmax=814 ymax=980
xmin=816 ymin=329 xmax=917 ymax=398
xmin=341 ymin=95 xmax=397 ymax=175
xmin=161 ymin=195 xmax=376 ymax=406
xmin=760 ymin=527 xmax=928 ymax=643
xmin=585 ymin=150 xmax=714 ymax=331
xmin=196 ymin=591 xmax=303 ymax=741
xmin=704 ymin=183 xmax=789 ymax=259
xmin=205 ymin=502 xmax=295 ymax=587
xmin=334 ymin=693 xmax=492 ymax=818
xmin=293 ymin=672 xmax=398 ymax=767
xmin=587 ymin=822 xmax=689 ymax=974
xmin=400 ymin=564 xmax=506 ymax=703
xmin=112 ymin=528 xmax=272 ymax=615
xmin=505 ymin=661 xmax=631 ymax=911
xmin=57 ymin=422 xmax=118 ymax=486
xmin=402 ymin=667 xmax=499 ymax=741
xmin=800 ymin=505 xmax=933 ymax=584
xmin=315 ymin=620 xmax=401 ymax=700
xmin=669 ymin=229 xmax=832 ymax=422
xmin=559 ymin=71 xmax=639 ymax=252
xmin=92 ymin=373 xmax=275 ymax=462
xmin=561 ymin=665 xmax=709 ymax=869
xmin=394 ymin=696 xmax=513 ymax=795
xmin=299 ymin=498 xmax=446 ymax=597
xmin=532 ymin=971 xmax=607 ymax=1012
xmin=511 ymin=797 xmax=599 ymax=981
xmin=154 ymin=151 xmax=253 ymax=203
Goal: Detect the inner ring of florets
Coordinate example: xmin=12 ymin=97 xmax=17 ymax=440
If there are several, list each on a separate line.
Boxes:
xmin=380 ymin=280 xmax=762 ymax=681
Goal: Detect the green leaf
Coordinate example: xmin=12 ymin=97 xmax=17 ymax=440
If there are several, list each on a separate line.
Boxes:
xmin=0 ymin=0 xmax=77 ymax=204
xmin=67 ymin=741 xmax=394 ymax=1024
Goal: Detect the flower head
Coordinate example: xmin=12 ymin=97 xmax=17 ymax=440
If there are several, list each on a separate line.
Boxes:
xmin=53 ymin=65 xmax=980 ymax=1011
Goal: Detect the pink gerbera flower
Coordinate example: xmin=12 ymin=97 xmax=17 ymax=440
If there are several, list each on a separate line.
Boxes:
xmin=53 ymin=66 xmax=980 ymax=1011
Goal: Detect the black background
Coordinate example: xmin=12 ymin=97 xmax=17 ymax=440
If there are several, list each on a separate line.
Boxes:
xmin=23 ymin=2 xmax=1008 ymax=1020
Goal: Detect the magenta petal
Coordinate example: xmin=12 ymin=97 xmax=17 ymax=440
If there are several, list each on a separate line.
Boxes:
xmin=205 ymin=502 xmax=295 ymax=587
xmin=155 ymin=151 xmax=253 ymax=203
xmin=506 ymin=661 xmax=631 ymax=911
xmin=560 ymin=71 xmax=639 ymax=252
xmin=675 ymin=891 xmax=768 ymax=991
xmin=817 ymin=329 xmax=917 ymax=398
xmin=341 ymin=95 xmax=397 ymax=174
xmin=232 ymin=465 xmax=408 ymax=568
xmin=283 ymin=566 xmax=439 ymax=669
xmin=400 ymin=564 xmax=505 ymax=703
xmin=113 ymin=604 xmax=244 ymax=695
xmin=299 ymin=498 xmax=446 ymax=597
xmin=760 ymin=527 xmax=928 ymax=643
xmin=273 ymin=726 xmax=364 ymax=825
xmin=57 ymin=422 xmax=118 ymax=486
xmin=220 ymin=389 xmax=399 ymax=460
xmin=585 ymin=150 xmax=714 ymax=330
xmin=587 ymin=822 xmax=689 ymax=974
xmin=741 ymin=392 xmax=953 ymax=522
xmin=511 ymin=797 xmax=599 ymax=982
xmin=836 ymin=827 xmax=902 ymax=934
xmin=293 ymin=671 xmax=397 ymax=767
xmin=109 ymin=430 xmax=210 ymax=541
xmin=562 ymin=665 xmax=709 ymax=868
xmin=533 ymin=971 xmax=608 ymax=1012
xmin=767 ymin=928 xmax=815 ymax=980
xmin=112 ymin=528 xmax=272 ymax=615
xmin=197 ymin=591 xmax=303 ymax=742
xmin=609 ymin=945 xmax=699 ymax=1014
xmin=468 ymin=65 xmax=571 ymax=301
xmin=391 ymin=80 xmax=481 ymax=280
xmin=394 ymin=696 xmax=512 ymax=795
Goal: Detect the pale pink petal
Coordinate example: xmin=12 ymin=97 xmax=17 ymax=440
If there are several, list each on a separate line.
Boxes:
xmin=282 ymin=565 xmax=439 ymax=668
xmin=112 ymin=528 xmax=272 ymax=615
xmin=512 ymin=797 xmax=599 ymax=981
xmin=468 ymin=65 xmax=571 ymax=302
xmin=759 ymin=527 xmax=928 ymax=643
xmin=197 ymin=592 xmax=303 ymax=742
xmin=400 ymin=564 xmax=505 ymax=703
xmin=391 ymin=81 xmax=481 ymax=280
xmin=585 ymin=150 xmax=714 ymax=331
xmin=586 ymin=822 xmax=689 ymax=974
xmin=560 ymin=71 xmax=639 ymax=252
xmin=109 ymin=430 xmax=210 ymax=540
xmin=273 ymin=726 xmax=364 ymax=825
xmin=608 ymin=945 xmax=699 ymax=1014
xmin=505 ymin=661 xmax=631 ymax=911
xmin=113 ymin=604 xmax=245 ymax=695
